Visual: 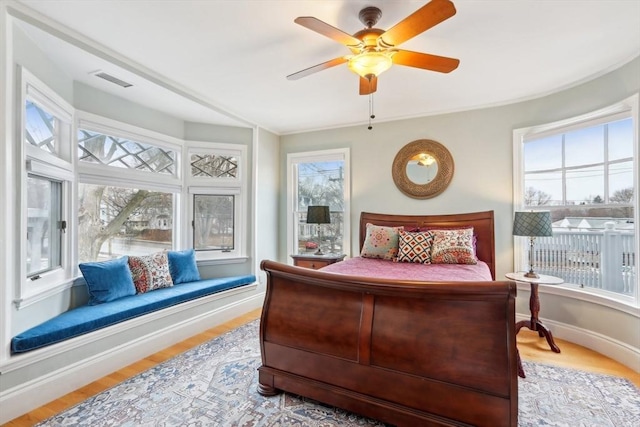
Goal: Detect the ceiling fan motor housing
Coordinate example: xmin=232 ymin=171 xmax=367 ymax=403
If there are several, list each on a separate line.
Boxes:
xmin=359 ymin=7 xmax=382 ymax=28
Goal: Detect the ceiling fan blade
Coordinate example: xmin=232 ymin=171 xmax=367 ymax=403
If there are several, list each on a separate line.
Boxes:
xmin=359 ymin=75 xmax=378 ymax=95
xmin=393 ymin=49 xmax=459 ymax=73
xmin=287 ymin=57 xmax=349 ymax=80
xmin=379 ymin=0 xmax=456 ymax=48
xmin=295 ymin=17 xmax=362 ymax=47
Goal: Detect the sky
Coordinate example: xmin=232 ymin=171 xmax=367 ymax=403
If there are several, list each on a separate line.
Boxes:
xmin=524 ymin=118 xmax=634 ymax=205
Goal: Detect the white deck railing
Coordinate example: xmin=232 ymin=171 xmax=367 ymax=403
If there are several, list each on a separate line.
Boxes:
xmin=533 ymin=224 xmax=636 ymax=295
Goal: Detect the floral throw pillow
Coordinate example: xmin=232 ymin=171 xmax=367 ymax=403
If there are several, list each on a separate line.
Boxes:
xmin=431 ymin=227 xmax=478 ymax=265
xmin=360 ymin=223 xmax=403 ymax=260
xmin=128 ymin=251 xmax=174 ymax=294
xmin=397 ymin=230 xmax=434 ymax=264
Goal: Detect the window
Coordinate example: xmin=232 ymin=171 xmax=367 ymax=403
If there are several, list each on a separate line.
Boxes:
xmin=287 ymin=149 xmax=350 ymax=258
xmin=17 ymin=67 xmax=74 ymax=306
xmin=514 ymin=95 xmax=638 ymax=305
xmin=187 ymin=144 xmax=246 ymax=260
xmin=77 ymin=184 xmax=174 ymax=263
xmin=193 ymin=194 xmax=234 ymax=251
xmin=77 ymin=114 xmax=182 ymax=263
xmin=26 ymin=174 xmax=62 ymax=277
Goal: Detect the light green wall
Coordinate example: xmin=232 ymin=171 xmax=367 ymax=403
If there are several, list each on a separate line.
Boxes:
xmin=254 ymin=127 xmax=280 ymax=289
xmin=280 ymin=57 xmax=640 ymax=354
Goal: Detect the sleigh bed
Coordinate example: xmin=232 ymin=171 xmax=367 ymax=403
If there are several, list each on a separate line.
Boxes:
xmin=258 ymin=210 xmax=518 ymax=427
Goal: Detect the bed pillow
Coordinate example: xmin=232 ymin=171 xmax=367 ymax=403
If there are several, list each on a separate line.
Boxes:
xmin=167 ymin=249 xmax=200 ymax=284
xmin=397 ymin=230 xmax=434 ymax=264
xmin=79 ymin=257 xmax=136 ymax=305
xmin=128 ymin=251 xmax=174 ymax=294
xmin=360 ymin=223 xmax=403 ymax=260
xmin=431 ymin=227 xmax=478 ymax=265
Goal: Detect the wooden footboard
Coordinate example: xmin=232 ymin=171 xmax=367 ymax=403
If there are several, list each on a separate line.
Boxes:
xmin=258 ymin=260 xmax=518 ymax=427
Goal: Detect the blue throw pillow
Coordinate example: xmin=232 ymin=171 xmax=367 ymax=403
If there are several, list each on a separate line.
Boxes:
xmin=79 ymin=257 xmax=136 ymax=305
xmin=167 ymin=249 xmax=200 ymax=284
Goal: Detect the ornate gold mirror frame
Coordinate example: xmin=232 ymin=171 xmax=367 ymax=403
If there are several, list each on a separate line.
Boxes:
xmin=392 ymin=139 xmax=454 ymax=199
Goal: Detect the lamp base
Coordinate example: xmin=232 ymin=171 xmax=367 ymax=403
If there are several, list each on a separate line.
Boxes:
xmin=524 ymin=270 xmax=540 ymax=279
xmin=314 ymin=248 xmax=325 ymax=256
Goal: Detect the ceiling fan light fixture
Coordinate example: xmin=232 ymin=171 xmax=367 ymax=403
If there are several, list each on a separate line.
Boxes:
xmin=347 ymin=51 xmax=394 ymax=79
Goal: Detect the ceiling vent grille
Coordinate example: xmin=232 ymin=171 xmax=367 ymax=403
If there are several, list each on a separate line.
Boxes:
xmin=91 ymin=71 xmax=133 ymax=88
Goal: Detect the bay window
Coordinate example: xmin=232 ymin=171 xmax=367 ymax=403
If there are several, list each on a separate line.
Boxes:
xmin=514 ymin=95 xmax=638 ymax=306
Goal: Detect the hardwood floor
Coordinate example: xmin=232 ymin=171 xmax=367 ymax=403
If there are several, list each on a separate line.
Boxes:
xmin=4 ymin=309 xmax=639 ymax=426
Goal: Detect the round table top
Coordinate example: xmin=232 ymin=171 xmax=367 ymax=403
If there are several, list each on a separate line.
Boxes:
xmin=505 ymin=271 xmax=564 ymax=285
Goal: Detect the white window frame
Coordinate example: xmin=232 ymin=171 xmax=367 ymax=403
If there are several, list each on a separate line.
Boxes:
xmin=513 ymin=94 xmax=639 ymax=310
xmin=15 ymin=66 xmax=75 ymax=308
xmin=76 ymin=111 xmax=183 ymax=265
xmin=185 ymin=142 xmax=247 ymax=263
xmin=287 ymin=148 xmax=351 ymax=260
xmin=77 ymin=111 xmax=182 ymax=190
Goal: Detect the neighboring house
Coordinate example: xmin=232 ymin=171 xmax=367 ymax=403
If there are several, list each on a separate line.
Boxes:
xmin=554 ymin=217 xmax=635 ymax=232
xmin=0 ymin=2 xmax=638 ymax=424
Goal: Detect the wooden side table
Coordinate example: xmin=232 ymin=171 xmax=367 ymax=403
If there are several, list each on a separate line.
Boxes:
xmin=506 ymin=271 xmax=564 ymax=378
xmin=291 ymin=253 xmax=346 ymax=270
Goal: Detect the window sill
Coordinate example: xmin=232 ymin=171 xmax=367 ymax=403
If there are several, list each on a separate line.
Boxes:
xmin=516 ymin=282 xmax=640 ymax=317
xmin=14 ymin=279 xmax=75 ymax=310
xmin=196 ymin=256 xmax=249 ymax=267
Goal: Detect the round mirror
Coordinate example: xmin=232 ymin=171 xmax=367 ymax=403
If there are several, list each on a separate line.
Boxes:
xmin=406 ymin=157 xmax=439 ymax=185
xmin=392 ymin=139 xmax=454 ymax=199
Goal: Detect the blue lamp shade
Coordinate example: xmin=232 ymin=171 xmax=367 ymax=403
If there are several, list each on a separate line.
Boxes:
xmin=307 ymin=206 xmax=331 ymax=224
xmin=513 ymin=211 xmax=553 ymax=237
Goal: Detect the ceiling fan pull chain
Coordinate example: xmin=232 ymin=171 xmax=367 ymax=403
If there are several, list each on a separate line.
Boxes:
xmin=368 ymin=93 xmax=373 ymax=130
xmin=368 ymin=77 xmax=375 ymax=130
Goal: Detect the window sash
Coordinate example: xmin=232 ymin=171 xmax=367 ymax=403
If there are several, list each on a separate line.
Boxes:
xmin=26 ymin=174 xmax=62 ymax=277
xmin=193 ymin=194 xmax=235 ymax=252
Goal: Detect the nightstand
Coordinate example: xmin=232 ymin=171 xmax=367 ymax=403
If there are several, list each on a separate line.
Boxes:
xmin=505 ymin=271 xmax=564 ymax=378
xmin=290 ymin=253 xmax=346 ymax=270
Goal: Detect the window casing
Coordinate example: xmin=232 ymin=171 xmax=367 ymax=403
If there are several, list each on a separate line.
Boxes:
xmin=287 ymin=149 xmax=350 ymax=259
xmin=513 ymin=95 xmax=639 ymax=307
xmin=186 ymin=144 xmax=246 ymax=261
xmin=17 ymin=67 xmax=74 ymax=307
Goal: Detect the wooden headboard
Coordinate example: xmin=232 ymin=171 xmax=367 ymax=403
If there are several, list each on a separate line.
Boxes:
xmin=359 ymin=210 xmax=496 ymax=280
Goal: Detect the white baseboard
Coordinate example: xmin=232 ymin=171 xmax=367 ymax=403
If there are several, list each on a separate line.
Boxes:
xmin=516 ymin=313 xmax=640 ymax=373
xmin=0 ymin=291 xmax=265 ymax=424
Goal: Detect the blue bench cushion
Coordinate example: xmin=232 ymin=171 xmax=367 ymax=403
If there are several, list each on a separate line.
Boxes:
xmin=11 ymin=275 xmax=256 ymax=354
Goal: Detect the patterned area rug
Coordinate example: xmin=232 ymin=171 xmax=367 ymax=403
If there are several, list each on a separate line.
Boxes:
xmin=37 ymin=320 xmax=639 ymax=427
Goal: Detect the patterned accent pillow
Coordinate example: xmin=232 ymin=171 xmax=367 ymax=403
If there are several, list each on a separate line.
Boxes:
xmin=397 ymin=230 xmax=434 ymax=264
xmin=360 ymin=223 xmax=403 ymax=260
xmin=128 ymin=252 xmax=174 ymax=294
xmin=431 ymin=227 xmax=478 ymax=265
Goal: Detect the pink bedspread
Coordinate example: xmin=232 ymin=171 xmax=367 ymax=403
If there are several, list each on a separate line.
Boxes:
xmin=320 ymin=256 xmax=493 ymax=282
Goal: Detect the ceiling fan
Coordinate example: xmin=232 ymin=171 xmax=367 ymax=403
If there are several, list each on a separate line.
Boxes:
xmin=287 ymin=0 xmax=460 ymax=95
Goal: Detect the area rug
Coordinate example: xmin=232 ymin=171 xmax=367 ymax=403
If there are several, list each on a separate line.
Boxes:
xmin=37 ymin=320 xmax=639 ymax=427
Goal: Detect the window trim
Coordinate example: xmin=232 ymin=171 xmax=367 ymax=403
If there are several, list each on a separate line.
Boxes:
xmin=513 ymin=94 xmax=639 ymax=308
xmin=15 ymin=66 xmax=75 ymax=308
xmin=185 ymin=142 xmax=247 ymax=261
xmin=286 ymin=148 xmax=351 ymax=260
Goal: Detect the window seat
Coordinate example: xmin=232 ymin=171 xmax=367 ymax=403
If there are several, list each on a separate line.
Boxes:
xmin=11 ymin=275 xmax=256 ymax=354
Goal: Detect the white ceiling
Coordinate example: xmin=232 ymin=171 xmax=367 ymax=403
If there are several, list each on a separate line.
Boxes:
xmin=15 ymin=0 xmax=640 ymax=135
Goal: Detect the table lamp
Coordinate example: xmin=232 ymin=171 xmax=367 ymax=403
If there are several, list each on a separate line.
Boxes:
xmin=513 ymin=210 xmax=553 ymax=278
xmin=306 ymin=205 xmax=330 ymax=255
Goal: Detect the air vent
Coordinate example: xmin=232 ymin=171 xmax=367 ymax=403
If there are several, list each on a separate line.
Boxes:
xmin=91 ymin=71 xmax=133 ymax=88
